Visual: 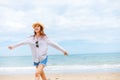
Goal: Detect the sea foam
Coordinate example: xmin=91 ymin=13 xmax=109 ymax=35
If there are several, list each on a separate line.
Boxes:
xmin=0 ymin=64 xmax=120 ymax=74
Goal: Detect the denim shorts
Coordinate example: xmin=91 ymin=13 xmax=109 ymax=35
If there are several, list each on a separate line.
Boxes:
xmin=34 ymin=56 xmax=48 ymax=67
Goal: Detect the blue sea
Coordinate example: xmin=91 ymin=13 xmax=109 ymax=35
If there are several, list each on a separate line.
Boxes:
xmin=0 ymin=53 xmax=120 ymax=74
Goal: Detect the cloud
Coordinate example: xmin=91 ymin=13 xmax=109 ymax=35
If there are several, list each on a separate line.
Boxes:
xmin=0 ymin=0 xmax=120 ymax=44
xmin=0 ymin=0 xmax=120 ymax=56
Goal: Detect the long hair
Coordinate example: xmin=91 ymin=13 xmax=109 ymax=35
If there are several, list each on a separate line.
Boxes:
xmin=32 ymin=22 xmax=46 ymax=37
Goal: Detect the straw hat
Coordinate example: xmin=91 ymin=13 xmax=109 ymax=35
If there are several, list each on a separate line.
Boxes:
xmin=32 ymin=22 xmax=44 ymax=29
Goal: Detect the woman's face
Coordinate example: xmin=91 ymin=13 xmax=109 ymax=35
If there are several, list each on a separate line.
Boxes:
xmin=34 ymin=25 xmax=41 ymax=33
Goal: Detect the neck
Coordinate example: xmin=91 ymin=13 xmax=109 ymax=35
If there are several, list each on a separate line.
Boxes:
xmin=35 ymin=32 xmax=40 ymax=37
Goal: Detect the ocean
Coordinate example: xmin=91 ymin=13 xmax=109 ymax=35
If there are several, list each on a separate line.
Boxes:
xmin=0 ymin=53 xmax=120 ymax=74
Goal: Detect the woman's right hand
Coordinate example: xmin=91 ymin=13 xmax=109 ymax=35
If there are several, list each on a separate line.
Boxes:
xmin=8 ymin=46 xmax=13 ymax=50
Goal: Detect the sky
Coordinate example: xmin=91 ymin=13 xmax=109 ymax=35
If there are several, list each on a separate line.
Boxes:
xmin=0 ymin=0 xmax=120 ymax=56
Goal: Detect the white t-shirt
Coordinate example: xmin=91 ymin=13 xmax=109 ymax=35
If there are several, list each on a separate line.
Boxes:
xmin=10 ymin=36 xmax=66 ymax=63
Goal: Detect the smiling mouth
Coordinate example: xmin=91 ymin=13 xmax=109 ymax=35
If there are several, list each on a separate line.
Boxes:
xmin=35 ymin=29 xmax=39 ymax=31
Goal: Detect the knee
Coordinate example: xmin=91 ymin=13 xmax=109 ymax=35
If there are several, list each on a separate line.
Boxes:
xmin=35 ymin=70 xmax=42 ymax=77
xmin=35 ymin=71 xmax=39 ymax=77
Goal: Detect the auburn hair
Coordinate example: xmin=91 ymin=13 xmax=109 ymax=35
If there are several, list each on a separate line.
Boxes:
xmin=32 ymin=22 xmax=46 ymax=37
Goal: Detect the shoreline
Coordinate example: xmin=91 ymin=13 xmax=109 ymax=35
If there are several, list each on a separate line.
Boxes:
xmin=0 ymin=65 xmax=120 ymax=75
xmin=0 ymin=72 xmax=120 ymax=80
xmin=0 ymin=65 xmax=120 ymax=80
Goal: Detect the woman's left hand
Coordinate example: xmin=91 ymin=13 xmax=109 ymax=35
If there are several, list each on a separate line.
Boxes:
xmin=64 ymin=51 xmax=68 ymax=56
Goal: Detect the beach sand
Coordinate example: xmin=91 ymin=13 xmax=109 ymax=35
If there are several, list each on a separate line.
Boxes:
xmin=0 ymin=72 xmax=120 ymax=80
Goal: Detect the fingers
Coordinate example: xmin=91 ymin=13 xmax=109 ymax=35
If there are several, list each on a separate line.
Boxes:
xmin=8 ymin=46 xmax=13 ymax=50
xmin=64 ymin=51 xmax=68 ymax=56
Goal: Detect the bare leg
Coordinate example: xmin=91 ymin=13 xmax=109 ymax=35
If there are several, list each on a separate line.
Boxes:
xmin=41 ymin=70 xmax=47 ymax=80
xmin=35 ymin=66 xmax=40 ymax=80
xmin=35 ymin=64 xmax=47 ymax=80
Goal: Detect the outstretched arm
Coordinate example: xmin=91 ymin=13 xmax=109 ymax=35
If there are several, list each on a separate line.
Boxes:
xmin=47 ymin=39 xmax=68 ymax=55
xmin=8 ymin=38 xmax=30 ymax=50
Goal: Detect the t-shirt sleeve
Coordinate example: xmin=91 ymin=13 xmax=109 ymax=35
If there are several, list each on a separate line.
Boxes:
xmin=9 ymin=37 xmax=30 ymax=49
xmin=46 ymin=37 xmax=66 ymax=53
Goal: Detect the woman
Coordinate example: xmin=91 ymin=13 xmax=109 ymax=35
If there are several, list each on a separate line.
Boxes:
xmin=8 ymin=22 xmax=68 ymax=80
